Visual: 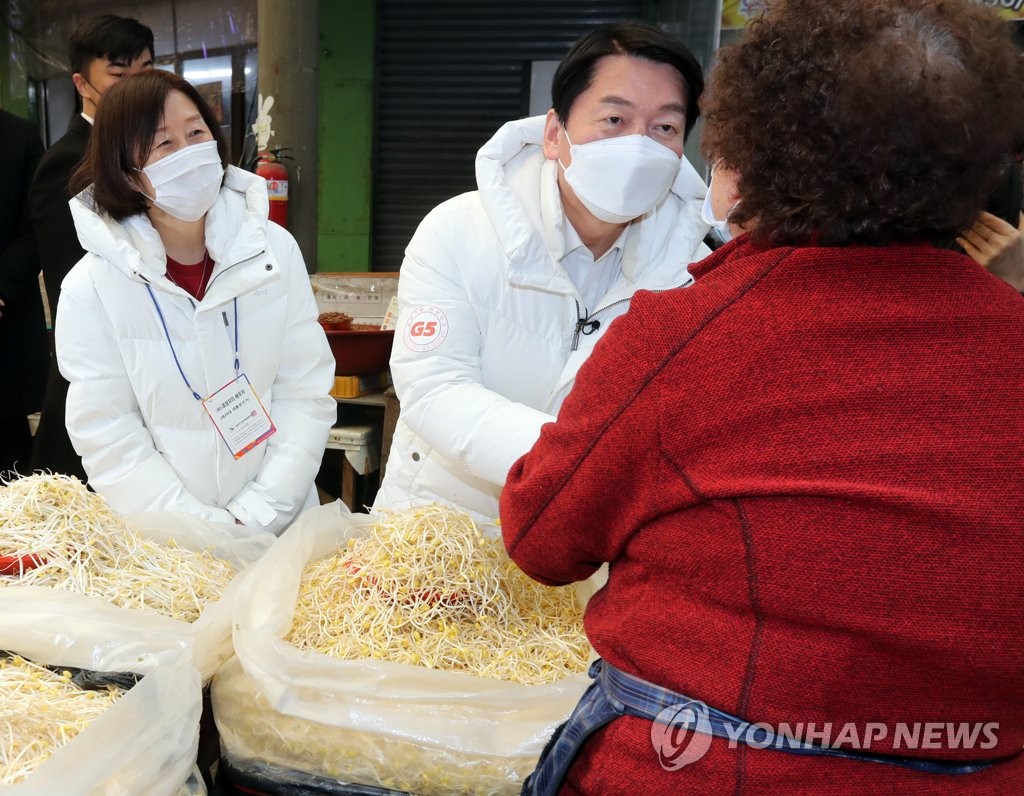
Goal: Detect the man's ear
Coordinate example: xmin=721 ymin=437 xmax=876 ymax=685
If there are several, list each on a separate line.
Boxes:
xmin=71 ymin=73 xmax=91 ymax=101
xmin=542 ymin=109 xmax=562 ymax=161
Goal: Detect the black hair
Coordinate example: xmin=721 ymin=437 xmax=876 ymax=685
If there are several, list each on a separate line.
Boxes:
xmin=551 ymin=22 xmax=703 ymax=139
xmin=68 ymin=14 xmax=154 ymax=76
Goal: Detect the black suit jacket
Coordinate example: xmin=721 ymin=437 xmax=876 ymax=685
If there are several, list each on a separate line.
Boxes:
xmin=30 ymin=113 xmax=90 ymax=317
xmin=27 ymin=114 xmax=90 ymax=478
xmin=0 ymin=109 xmax=47 ymax=418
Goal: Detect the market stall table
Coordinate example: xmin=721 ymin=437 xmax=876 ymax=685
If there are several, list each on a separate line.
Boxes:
xmin=325 ymin=422 xmax=381 ymax=511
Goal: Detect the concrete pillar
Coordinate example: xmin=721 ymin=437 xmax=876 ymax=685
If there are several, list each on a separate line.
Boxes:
xmin=257 ymin=0 xmax=320 ymax=271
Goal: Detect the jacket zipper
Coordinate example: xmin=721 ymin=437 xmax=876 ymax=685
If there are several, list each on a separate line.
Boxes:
xmin=139 ymin=247 xmax=270 ymax=319
xmin=571 ymin=296 xmax=630 ymax=351
xmin=137 ymin=248 xmax=268 ymax=298
xmin=139 ymin=271 xmax=199 ymax=308
xmin=570 ymin=280 xmax=690 ymax=351
xmin=204 ymin=248 xmax=269 ymax=293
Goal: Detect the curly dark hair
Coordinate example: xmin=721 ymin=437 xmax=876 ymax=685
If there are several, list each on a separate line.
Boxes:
xmin=701 ymin=0 xmax=1024 ymax=246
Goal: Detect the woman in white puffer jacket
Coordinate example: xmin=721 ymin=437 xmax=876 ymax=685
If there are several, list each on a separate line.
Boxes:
xmin=56 ymin=70 xmax=335 ymax=535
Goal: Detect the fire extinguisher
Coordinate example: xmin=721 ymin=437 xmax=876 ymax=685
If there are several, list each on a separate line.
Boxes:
xmin=255 ymin=148 xmax=291 ymax=228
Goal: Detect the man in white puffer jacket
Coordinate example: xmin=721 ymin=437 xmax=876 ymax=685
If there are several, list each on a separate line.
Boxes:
xmin=374 ymin=23 xmax=711 ymax=522
xmin=57 ymin=164 xmax=336 ymax=535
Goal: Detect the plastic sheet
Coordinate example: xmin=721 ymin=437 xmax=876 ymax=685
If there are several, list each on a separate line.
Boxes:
xmin=0 ymin=648 xmax=202 ymax=796
xmin=0 ymin=651 xmax=142 ymax=692
xmin=0 ymin=511 xmax=274 ymax=680
xmin=218 ymin=731 xmax=410 ymax=795
xmin=216 ymin=501 xmax=593 ymax=795
xmin=179 ymin=767 xmax=209 ymax=796
xmin=310 ymin=273 xmax=398 ymax=326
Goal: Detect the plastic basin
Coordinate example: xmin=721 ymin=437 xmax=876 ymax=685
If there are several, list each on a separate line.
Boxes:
xmin=324 ymin=328 xmax=395 ymax=376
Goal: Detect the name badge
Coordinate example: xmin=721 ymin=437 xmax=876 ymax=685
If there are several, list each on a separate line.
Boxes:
xmin=203 ymin=374 xmax=276 ymax=459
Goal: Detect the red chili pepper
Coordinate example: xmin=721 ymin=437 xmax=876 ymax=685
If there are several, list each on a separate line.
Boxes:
xmin=342 ymin=556 xmax=468 ymax=607
xmin=0 ymin=553 xmax=46 ymax=576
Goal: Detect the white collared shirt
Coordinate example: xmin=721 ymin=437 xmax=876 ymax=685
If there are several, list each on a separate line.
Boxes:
xmin=539 ymin=161 xmax=629 ymax=314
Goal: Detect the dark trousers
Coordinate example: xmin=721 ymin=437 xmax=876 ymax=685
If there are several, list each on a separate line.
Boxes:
xmin=29 ymin=359 xmax=86 ymax=481
xmin=0 ymin=415 xmax=32 ymax=478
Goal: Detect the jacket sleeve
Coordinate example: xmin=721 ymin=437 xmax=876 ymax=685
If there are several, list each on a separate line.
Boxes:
xmin=388 ymin=203 xmax=555 ymax=487
xmin=499 ymin=296 xmax=698 ymax=586
xmin=28 ymin=143 xmax=86 ymax=317
xmin=225 ymin=229 xmax=336 ymax=533
xmin=56 ymin=268 xmax=237 ymax=524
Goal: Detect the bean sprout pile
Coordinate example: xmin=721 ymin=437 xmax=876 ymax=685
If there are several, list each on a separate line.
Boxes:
xmin=0 ymin=654 xmax=123 ymax=785
xmin=0 ymin=473 xmax=236 ymax=621
xmin=285 ymin=505 xmax=590 ymax=685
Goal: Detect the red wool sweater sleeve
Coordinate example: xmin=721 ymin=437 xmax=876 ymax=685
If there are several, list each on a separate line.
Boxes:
xmin=500 ymin=240 xmax=780 ymax=585
xmin=500 ymin=298 xmax=693 ymax=585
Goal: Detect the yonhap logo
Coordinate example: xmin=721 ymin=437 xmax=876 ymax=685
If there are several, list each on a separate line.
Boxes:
xmin=651 ymin=700 xmax=715 ymax=770
xmin=648 ymin=704 xmax=1001 ymax=772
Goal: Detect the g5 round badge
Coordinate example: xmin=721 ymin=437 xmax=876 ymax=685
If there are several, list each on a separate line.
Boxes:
xmin=403 ymin=305 xmax=449 ymax=352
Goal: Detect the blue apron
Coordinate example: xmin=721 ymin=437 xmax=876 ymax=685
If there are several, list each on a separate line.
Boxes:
xmin=523 ymin=659 xmax=1016 ymax=796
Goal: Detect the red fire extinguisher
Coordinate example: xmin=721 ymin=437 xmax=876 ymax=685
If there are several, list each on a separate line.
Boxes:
xmin=255 ymin=148 xmax=291 ymax=228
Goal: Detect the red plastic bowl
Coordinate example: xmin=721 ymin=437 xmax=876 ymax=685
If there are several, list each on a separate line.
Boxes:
xmin=324 ymin=328 xmax=395 ymax=376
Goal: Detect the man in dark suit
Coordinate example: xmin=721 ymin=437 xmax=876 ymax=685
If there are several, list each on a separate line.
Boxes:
xmin=0 ymin=109 xmax=47 ymax=476
xmin=29 ymin=14 xmax=153 ymax=479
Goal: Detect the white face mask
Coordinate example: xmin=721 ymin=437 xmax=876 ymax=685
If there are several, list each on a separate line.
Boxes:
xmin=140 ymin=140 xmax=224 ymax=222
xmin=701 ymin=170 xmax=738 ymax=243
xmin=559 ymin=128 xmax=681 ymax=224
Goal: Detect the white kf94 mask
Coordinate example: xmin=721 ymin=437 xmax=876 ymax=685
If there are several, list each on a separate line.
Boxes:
xmin=559 ymin=128 xmax=681 ymax=224
xmin=139 ymin=140 xmax=225 ymax=222
xmin=701 ymin=167 xmax=740 ymax=244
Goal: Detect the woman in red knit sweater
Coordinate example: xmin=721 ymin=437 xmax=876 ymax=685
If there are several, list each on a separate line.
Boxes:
xmin=500 ymin=0 xmax=1024 ymax=793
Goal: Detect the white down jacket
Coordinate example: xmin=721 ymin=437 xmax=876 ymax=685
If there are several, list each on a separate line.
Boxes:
xmin=373 ymin=116 xmax=710 ymax=521
xmin=56 ymin=167 xmax=336 ymax=535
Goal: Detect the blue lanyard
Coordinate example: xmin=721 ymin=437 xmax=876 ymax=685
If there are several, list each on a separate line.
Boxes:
xmin=146 ymin=284 xmax=239 ymax=401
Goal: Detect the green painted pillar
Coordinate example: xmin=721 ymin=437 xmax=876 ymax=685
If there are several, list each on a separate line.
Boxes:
xmin=318 ymin=0 xmax=374 ymax=272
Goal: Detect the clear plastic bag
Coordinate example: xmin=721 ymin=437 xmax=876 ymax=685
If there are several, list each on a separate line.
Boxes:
xmin=0 ymin=647 xmax=202 ymax=796
xmin=0 ymin=511 xmax=274 ymax=680
xmin=309 ymin=273 xmax=398 ymax=326
xmin=177 ymin=767 xmax=209 ymax=796
xmin=217 ymin=501 xmax=593 ymax=795
xmin=217 ymin=746 xmax=406 ymax=795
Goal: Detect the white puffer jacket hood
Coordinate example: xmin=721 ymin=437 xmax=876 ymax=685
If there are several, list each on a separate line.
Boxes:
xmin=70 ymin=166 xmax=276 ymax=304
xmin=474 ymin=115 xmax=709 ymax=297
